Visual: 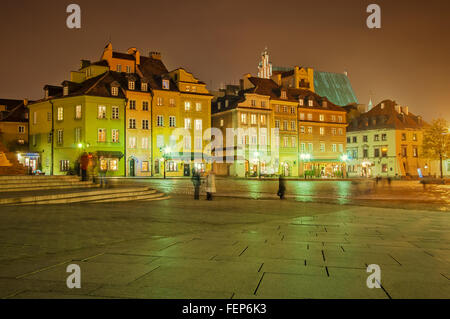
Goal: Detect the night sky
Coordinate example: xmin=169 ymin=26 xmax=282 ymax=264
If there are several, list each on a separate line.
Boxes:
xmin=0 ymin=0 xmax=449 ymax=120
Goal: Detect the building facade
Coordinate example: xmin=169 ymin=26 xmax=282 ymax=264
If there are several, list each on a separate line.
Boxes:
xmin=346 ymin=99 xmax=441 ymax=178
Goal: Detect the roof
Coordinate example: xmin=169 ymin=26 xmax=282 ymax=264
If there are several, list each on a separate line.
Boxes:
xmin=313 ymin=71 xmax=358 ymax=106
xmin=112 ymin=52 xmax=135 ymax=60
xmin=348 ymin=99 xmax=426 ymax=132
xmin=0 ymin=99 xmax=29 ymax=122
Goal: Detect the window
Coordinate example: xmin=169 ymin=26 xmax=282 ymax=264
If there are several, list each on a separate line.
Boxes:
xmin=320 ymin=127 xmax=325 ymax=136
xmin=191 ymin=86 xmax=197 ymax=92
xmin=291 ymin=137 xmax=296 ymax=148
xmin=290 ymin=107 xmax=295 ymax=114
xmin=307 ymin=113 xmax=313 ymax=120
xmin=116 ymin=65 xmax=122 ymax=72
xmin=301 ymin=143 xmax=305 ymax=152
xmin=347 ymin=137 xmax=351 ymax=143
xmin=291 ymin=121 xmax=296 ymax=131
xmin=185 ymin=118 xmax=191 ymax=129
xmin=126 ymin=66 xmax=131 ymax=73
xmin=196 ymin=102 xmax=202 ymax=111
xmin=217 ymin=102 xmax=222 ymax=110
xmin=194 ymin=119 xmax=202 ymax=131
xmin=352 ymin=136 xmax=357 ymax=143
xmin=382 ymin=133 xmax=387 ymax=141
xmin=157 ymin=97 xmax=163 ymax=106
xmin=161 ymin=79 xmax=170 ymax=90
xmin=260 ymin=115 xmax=266 ymax=125
xmin=308 ymin=99 xmax=313 ymax=107
xmin=186 ymin=85 xmax=190 ymax=92
xmin=157 ymin=115 xmax=164 ymax=127
xmin=142 ymin=101 xmax=149 ymax=111
xmin=57 ymin=107 xmax=64 ymax=121
xmin=282 ymin=106 xmax=287 ymax=113
xmin=74 ymin=127 xmax=81 ymax=143
xmin=382 ymin=164 xmax=388 ymax=173
xmin=261 ymin=101 xmax=266 ymax=107
xmin=331 ymin=115 xmax=336 ymax=122
xmin=338 ymin=128 xmax=343 ymax=135
xmin=109 ymin=159 xmax=118 ymax=171
xmin=128 ymin=81 xmax=135 ymax=90
xmin=363 ymin=149 xmax=369 ymax=158
xmin=75 ymin=105 xmax=82 ymax=119
xmin=220 ymin=119 xmax=224 ymax=127
xmin=332 ymin=144 xmax=337 ymax=152
xmin=156 ymin=135 xmax=164 ymax=148
xmin=98 ymin=105 xmax=106 ymax=119
xmin=63 ymin=86 xmax=69 ymax=96
xmin=338 ymin=116 xmax=343 ymax=123
xmin=129 ymin=137 xmax=136 ymax=149
xmin=111 ymin=86 xmax=118 ymax=96
xmin=129 ymin=100 xmax=136 ymax=110
xmin=60 ymin=160 xmax=70 ymax=172
xmin=283 ymin=137 xmax=289 ymax=147
xmin=300 ymin=126 xmax=305 ymax=133
xmin=142 ymin=137 xmax=149 ymax=149
xmin=402 ymin=133 xmax=407 ymax=141
xmin=319 ymin=114 xmax=324 ymax=121
xmin=381 ymin=147 xmax=388 ymax=157
xmin=129 ymin=118 xmax=136 ymax=129
xmin=275 ymin=120 xmax=280 ymax=129
xmin=142 ymin=161 xmax=149 ymax=172
xmin=18 ymin=126 xmax=25 ymax=133
xmin=413 ymin=133 xmax=417 ymax=141
xmin=47 ymin=112 xmax=51 ymax=121
xmin=169 ymin=99 xmax=175 ymax=107
xmin=283 ymin=121 xmax=288 ymax=131
xmin=281 ymin=91 xmax=287 ymax=99
xmin=413 ymin=147 xmax=418 ymax=157
xmin=112 ymin=106 xmax=119 ymax=119
xmin=308 ymin=143 xmax=313 ymax=152
xmin=374 ymin=134 xmax=379 ymax=141
xmin=241 ymin=113 xmax=247 ymax=124
xmin=142 ymin=119 xmax=149 ymax=130
xmin=300 ymin=113 xmax=305 ymax=120
xmin=184 ymin=136 xmax=191 ymax=149
xmin=374 ymin=148 xmax=380 ymax=157
xmin=275 ymin=105 xmax=280 ymax=112
xmin=331 ymin=128 xmax=337 ymax=135
xmin=307 ymin=126 xmax=313 ymax=134
xmin=97 ymin=129 xmax=106 ymax=142
xmin=320 ymin=143 xmax=325 ymax=152
xmin=251 ymin=100 xmax=256 ymax=107
xmin=338 ymin=144 xmax=343 ymax=152
xmin=141 ymin=83 xmax=148 ymax=91
xmin=402 ymin=146 xmax=407 ymax=157
xmin=251 ymin=114 xmax=257 ymax=125
xmin=112 ymin=129 xmax=119 ymax=143
xmin=299 ymin=99 xmax=304 ymax=106
xmin=363 ymin=135 xmax=368 ymax=142
xmin=167 ymin=161 xmax=178 ymax=172
xmin=169 ymin=116 xmax=176 ymax=127
xmin=33 ymin=112 xmax=37 ymax=124
xmin=251 ymin=135 xmax=257 ymax=145
xmin=184 ymin=101 xmax=191 ymax=111
xmin=57 ymin=129 xmax=63 ymax=145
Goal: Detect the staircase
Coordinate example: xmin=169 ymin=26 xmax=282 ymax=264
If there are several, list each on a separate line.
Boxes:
xmin=0 ymin=175 xmax=169 ymax=205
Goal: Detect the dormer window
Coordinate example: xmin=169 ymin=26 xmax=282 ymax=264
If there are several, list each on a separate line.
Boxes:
xmin=126 ymin=66 xmax=131 ymax=73
xmin=308 ymin=99 xmax=313 ymax=107
xmin=162 ymin=79 xmax=170 ymax=90
xmin=323 ymin=101 xmax=328 ymax=108
xmin=281 ymin=91 xmax=287 ymax=99
xmin=299 ymin=99 xmax=304 ymax=106
xmin=111 ymin=86 xmax=119 ymax=96
xmin=186 ymin=85 xmax=190 ymax=92
xmin=218 ymin=102 xmax=221 ymax=110
xmin=45 ymin=89 xmax=49 ymax=99
xmin=128 ymin=81 xmax=135 ymax=90
xmin=116 ymin=65 xmax=122 ymax=72
xmin=63 ymin=86 xmax=69 ymax=96
xmin=225 ymin=100 xmax=229 ymax=107
xmin=141 ymin=83 xmax=148 ymax=91
xmin=381 ymin=103 xmax=385 ymax=109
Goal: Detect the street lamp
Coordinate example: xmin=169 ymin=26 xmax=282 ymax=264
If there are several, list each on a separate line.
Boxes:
xmin=160 ymin=146 xmax=171 ymax=179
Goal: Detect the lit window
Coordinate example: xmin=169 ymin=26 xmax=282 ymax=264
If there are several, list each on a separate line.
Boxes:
xmin=141 ymin=83 xmax=148 ymax=91
xmin=142 ymin=101 xmax=149 ymax=111
xmin=97 ymin=128 xmax=106 ymax=142
xmin=220 ymin=119 xmax=224 ymax=127
xmin=60 ymin=160 xmax=70 ymax=172
xmin=185 ymin=118 xmax=191 ymax=129
xmin=109 ymin=159 xmax=118 ymax=171
xmin=98 ymin=105 xmax=106 ymax=119
xmin=129 ymin=137 xmax=136 ymax=148
xmin=57 ymin=107 xmax=64 ymax=121
xmin=142 ymin=137 xmax=149 ymax=149
xmin=129 ymin=100 xmax=136 ymax=110
xmin=129 ymin=118 xmax=136 ymax=129
xmin=308 ymin=127 xmax=313 ymax=134
xmin=300 ymin=126 xmax=305 ymax=133
xmin=157 ymin=97 xmax=163 ymax=106
xmin=185 ymin=101 xmax=191 ymax=111
xmin=241 ymin=113 xmax=247 ymax=124
xmin=332 ymin=128 xmax=337 ymax=135
xmin=116 ymin=65 xmax=122 ymax=72
xmin=320 ymin=143 xmax=325 ymax=152
xmin=111 ymin=86 xmax=119 ymax=96
xmin=281 ymin=91 xmax=287 ymax=99
xmin=332 ymin=144 xmax=337 ymax=152
xmin=308 ymin=99 xmax=313 ymax=107
xmin=162 ymin=79 xmax=170 ymax=90
xmin=251 ymin=114 xmax=257 ymax=125
xmin=142 ymin=119 xmax=149 ymax=130
xmin=195 ymin=119 xmax=202 ymax=131
xmin=291 ymin=121 xmax=296 ymax=130
xmin=142 ymin=161 xmax=149 ymax=172
xmin=196 ymin=102 xmax=202 ymax=111
xmin=74 ymin=127 xmax=81 ymax=143
xmin=128 ymin=81 xmax=135 ymax=90
xmin=261 ymin=115 xmax=266 ymax=125
xmin=126 ymin=66 xmax=131 ymax=73
xmin=275 ymin=120 xmax=280 ymax=128
xmin=307 ymin=113 xmax=313 ymax=120
xmin=319 ymin=114 xmax=324 ymax=121
xmin=112 ymin=129 xmax=119 ymax=143
xmin=299 ymin=99 xmax=304 ymax=106
xmin=169 ymin=116 xmax=176 ymax=127
xmin=157 ymin=115 xmax=164 ymax=127
xmin=320 ymin=127 xmax=325 ymax=135
xmin=75 ymin=105 xmax=82 ymax=119
xmin=169 ymin=99 xmax=175 ymax=107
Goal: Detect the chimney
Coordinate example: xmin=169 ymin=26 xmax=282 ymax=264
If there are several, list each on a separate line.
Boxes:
xmin=401 ymin=106 xmax=409 ymax=115
xmin=294 ymin=66 xmax=299 ymax=88
xmin=394 ymin=105 xmax=401 ymax=113
xmin=23 ymin=99 xmax=28 ymax=106
xmin=150 ymin=51 xmax=162 ymax=60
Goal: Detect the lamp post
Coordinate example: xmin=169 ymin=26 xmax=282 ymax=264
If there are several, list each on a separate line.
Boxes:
xmin=160 ymin=146 xmax=171 ymax=179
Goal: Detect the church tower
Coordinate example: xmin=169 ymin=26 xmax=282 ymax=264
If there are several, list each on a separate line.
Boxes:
xmin=257 ymin=47 xmax=272 ymax=79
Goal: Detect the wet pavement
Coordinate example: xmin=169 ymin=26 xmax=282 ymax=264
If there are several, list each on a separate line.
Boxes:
xmin=0 ymin=183 xmax=448 ymax=299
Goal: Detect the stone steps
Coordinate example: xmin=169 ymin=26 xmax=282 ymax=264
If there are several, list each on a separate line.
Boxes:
xmin=0 ymin=186 xmax=168 ymax=205
xmin=0 ymin=181 xmax=97 ymax=192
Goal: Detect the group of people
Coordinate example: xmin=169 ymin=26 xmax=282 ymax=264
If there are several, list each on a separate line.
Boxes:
xmin=191 ymin=171 xmax=287 ymax=201
xmin=78 ymin=152 xmax=108 ymax=187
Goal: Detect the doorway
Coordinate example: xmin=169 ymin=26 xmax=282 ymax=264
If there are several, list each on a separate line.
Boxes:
xmin=184 ymin=163 xmax=190 ymax=176
xmin=129 ymin=158 xmax=136 ymax=177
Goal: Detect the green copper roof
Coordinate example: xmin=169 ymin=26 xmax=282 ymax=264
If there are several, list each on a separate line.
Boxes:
xmin=314 ymin=71 xmax=358 ymax=106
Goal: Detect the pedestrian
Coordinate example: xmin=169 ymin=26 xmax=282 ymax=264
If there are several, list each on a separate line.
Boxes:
xmin=191 ymin=170 xmax=201 ymax=200
xmin=99 ymin=157 xmax=108 ymax=188
xmin=277 ymin=175 xmax=286 ymax=199
xmin=205 ymin=171 xmax=216 ymax=200
xmin=80 ymin=152 xmax=89 ymax=181
xmin=387 ymin=177 xmax=392 ymax=186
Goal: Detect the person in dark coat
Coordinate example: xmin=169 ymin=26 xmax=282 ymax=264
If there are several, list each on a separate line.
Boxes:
xmin=277 ymin=175 xmax=286 ymax=199
xmin=191 ymin=170 xmax=201 ymax=200
xmin=80 ymin=152 xmax=89 ymax=181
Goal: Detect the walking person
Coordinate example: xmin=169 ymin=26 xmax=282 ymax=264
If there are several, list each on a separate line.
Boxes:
xmin=277 ymin=175 xmax=286 ymax=199
xmin=98 ymin=157 xmax=108 ymax=188
xmin=80 ymin=152 xmax=89 ymax=181
xmin=205 ymin=171 xmax=216 ymax=201
xmin=191 ymin=170 xmax=201 ymax=200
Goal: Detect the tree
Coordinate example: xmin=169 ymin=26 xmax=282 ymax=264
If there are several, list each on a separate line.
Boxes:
xmin=422 ymin=118 xmax=450 ymax=179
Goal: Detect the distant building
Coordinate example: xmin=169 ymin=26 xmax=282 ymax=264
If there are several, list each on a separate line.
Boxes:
xmin=0 ymin=99 xmax=29 ymax=151
xmin=212 ymin=74 xmax=348 ymax=178
xmin=257 ymin=48 xmax=358 ymax=106
xmin=346 ymin=99 xmax=441 ymax=178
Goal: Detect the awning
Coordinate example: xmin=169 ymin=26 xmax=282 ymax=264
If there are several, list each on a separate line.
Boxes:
xmin=165 ymin=152 xmax=212 ymax=161
xmin=95 ymin=151 xmax=124 ymax=159
xmin=306 ymin=159 xmax=343 ymax=163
